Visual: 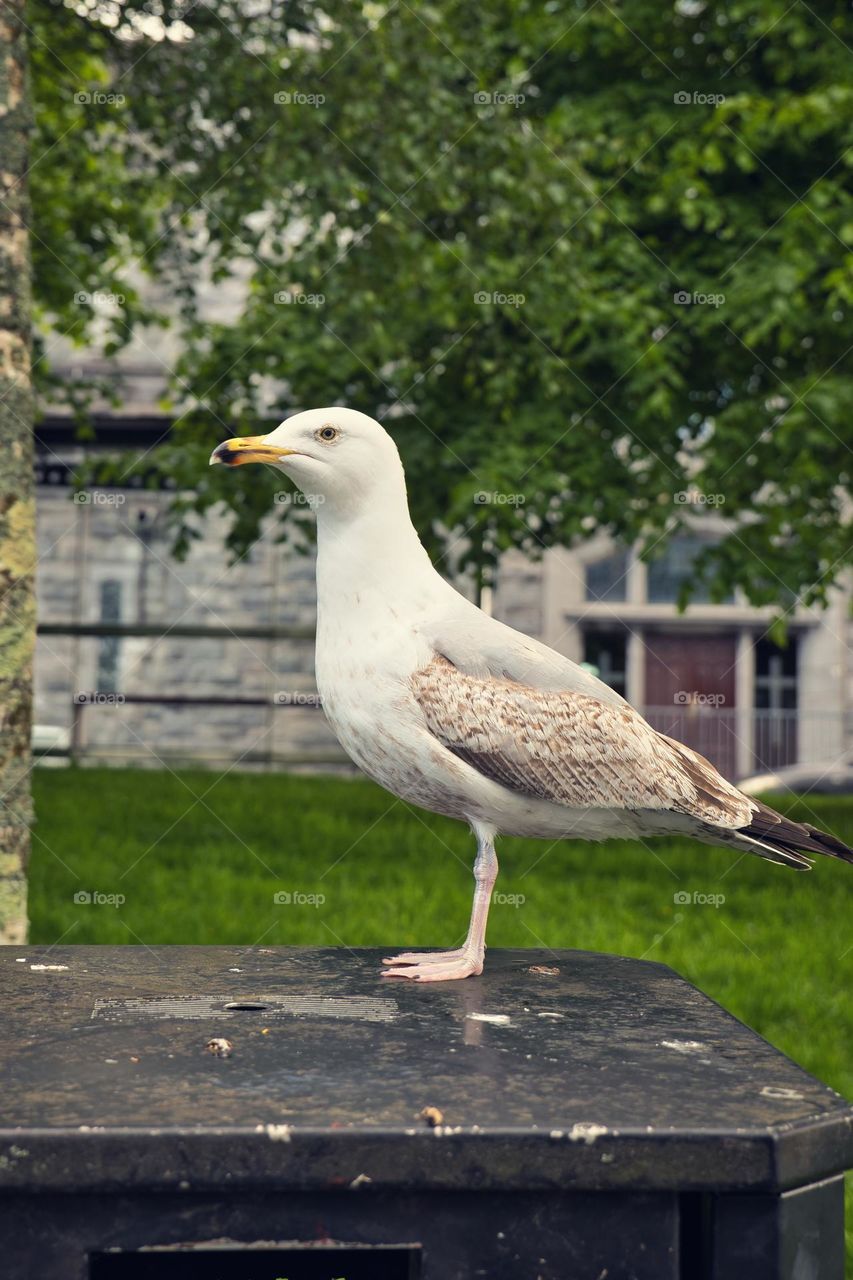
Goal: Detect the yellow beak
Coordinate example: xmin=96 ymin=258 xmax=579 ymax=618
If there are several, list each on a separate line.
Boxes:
xmin=209 ymin=436 xmax=296 ymax=466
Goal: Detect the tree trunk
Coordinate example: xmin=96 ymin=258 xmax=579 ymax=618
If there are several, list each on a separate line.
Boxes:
xmin=0 ymin=1 xmax=34 ymax=944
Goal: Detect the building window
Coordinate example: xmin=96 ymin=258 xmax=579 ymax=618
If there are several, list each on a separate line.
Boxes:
xmin=754 ymin=638 xmax=797 ymax=711
xmin=583 ymin=629 xmax=627 ymax=697
xmin=754 ymin=636 xmax=797 ymax=770
xmin=646 ymin=534 xmax=734 ymax=605
xmin=584 ymin=548 xmax=629 ymax=602
xmin=97 ymin=580 xmax=122 ymax=693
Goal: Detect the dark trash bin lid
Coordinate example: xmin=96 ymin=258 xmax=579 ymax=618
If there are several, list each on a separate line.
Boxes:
xmin=0 ymin=946 xmax=850 ymax=1196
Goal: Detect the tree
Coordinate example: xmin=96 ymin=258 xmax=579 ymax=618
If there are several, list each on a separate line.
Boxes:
xmin=29 ymin=1 xmax=853 ymax=608
xmin=0 ymin=0 xmax=34 ymax=942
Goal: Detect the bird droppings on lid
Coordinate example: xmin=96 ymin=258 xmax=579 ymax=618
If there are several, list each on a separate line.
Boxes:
xmin=420 ymin=1106 xmax=444 ymax=1128
xmin=529 ymin=965 xmax=560 ymax=976
xmin=567 ymin=1123 xmax=609 ymax=1144
xmin=466 ymin=1012 xmax=510 ymax=1026
xmin=549 ymin=1130 xmax=564 ymax=1140
xmin=537 ymin=1011 xmax=565 ymax=1019
xmin=263 ymin=1124 xmax=292 ymax=1142
xmin=205 ymin=1037 xmax=233 ymax=1059
xmin=0 ymin=1147 xmax=29 ymax=1172
xmin=30 ymin=964 xmax=69 ymax=972
xmin=660 ymin=1039 xmax=710 ymax=1054
xmin=14 ymin=957 xmax=26 ymax=963
xmin=761 ymin=1085 xmax=804 ymax=1100
xmin=349 ymin=1173 xmax=372 ymax=1188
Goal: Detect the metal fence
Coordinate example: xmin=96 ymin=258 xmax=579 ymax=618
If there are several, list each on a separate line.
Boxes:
xmin=35 ymin=624 xmax=841 ymax=780
xmin=643 ymin=705 xmax=803 ymax=779
xmin=35 ymin=621 xmax=350 ymax=770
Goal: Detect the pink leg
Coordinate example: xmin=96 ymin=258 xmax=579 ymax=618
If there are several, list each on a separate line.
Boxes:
xmin=382 ymin=831 xmax=498 ymax=982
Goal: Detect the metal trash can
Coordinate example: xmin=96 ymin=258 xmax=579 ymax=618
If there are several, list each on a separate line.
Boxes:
xmin=1 ymin=946 xmax=849 ymax=1279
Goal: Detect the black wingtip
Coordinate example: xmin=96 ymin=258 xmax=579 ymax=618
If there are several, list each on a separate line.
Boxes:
xmin=803 ymin=824 xmax=853 ymax=865
xmin=739 ymin=803 xmax=853 ymax=867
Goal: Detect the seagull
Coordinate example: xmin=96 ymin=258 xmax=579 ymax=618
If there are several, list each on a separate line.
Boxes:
xmin=211 ymin=407 xmax=853 ymax=981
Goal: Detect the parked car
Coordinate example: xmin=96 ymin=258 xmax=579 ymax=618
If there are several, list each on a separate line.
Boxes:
xmin=739 ymin=761 xmax=853 ymax=796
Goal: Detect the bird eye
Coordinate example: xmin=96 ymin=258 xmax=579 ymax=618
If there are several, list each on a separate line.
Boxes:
xmin=316 ymin=425 xmax=339 ymax=442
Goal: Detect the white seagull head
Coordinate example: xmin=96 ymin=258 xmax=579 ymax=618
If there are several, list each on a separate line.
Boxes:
xmin=209 ymin=406 xmax=405 ymax=514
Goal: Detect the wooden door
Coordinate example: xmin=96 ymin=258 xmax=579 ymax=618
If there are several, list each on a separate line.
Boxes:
xmin=643 ymin=632 xmax=738 ymax=780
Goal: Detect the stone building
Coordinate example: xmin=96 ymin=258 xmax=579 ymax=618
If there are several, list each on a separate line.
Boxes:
xmin=494 ymin=538 xmax=851 ymax=782
xmin=35 ymin=458 xmax=332 ymax=770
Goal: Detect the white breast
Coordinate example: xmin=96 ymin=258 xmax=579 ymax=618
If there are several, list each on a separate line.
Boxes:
xmin=315 ymin=592 xmax=453 ymax=802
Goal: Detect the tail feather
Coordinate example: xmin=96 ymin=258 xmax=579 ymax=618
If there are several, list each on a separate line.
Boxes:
xmin=737 ymin=801 xmax=853 ymax=867
xmin=731 ymin=834 xmax=813 ymax=870
xmin=661 ymin=730 xmax=853 ymax=869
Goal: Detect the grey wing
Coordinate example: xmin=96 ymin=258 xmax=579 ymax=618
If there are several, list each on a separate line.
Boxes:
xmin=411 ymin=656 xmax=755 ymax=826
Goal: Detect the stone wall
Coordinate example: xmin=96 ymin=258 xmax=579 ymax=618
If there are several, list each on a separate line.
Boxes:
xmin=34 ymin=484 xmax=340 ymax=766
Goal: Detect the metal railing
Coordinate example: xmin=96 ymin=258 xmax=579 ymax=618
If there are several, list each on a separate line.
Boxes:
xmin=36 ymin=620 xmax=346 ymax=768
xmin=36 ymin=624 xmax=842 ymax=777
xmin=643 ymin=704 xmax=809 ymax=778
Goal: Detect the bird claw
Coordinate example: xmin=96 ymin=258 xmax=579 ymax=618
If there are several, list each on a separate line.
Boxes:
xmin=380 ymin=949 xmax=484 ymax=982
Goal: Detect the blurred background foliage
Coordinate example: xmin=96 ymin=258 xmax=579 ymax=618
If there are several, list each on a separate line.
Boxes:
xmin=29 ymin=0 xmax=853 ymax=600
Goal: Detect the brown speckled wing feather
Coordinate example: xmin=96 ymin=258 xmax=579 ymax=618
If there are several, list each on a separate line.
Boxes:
xmin=411 ymin=656 xmax=753 ymax=825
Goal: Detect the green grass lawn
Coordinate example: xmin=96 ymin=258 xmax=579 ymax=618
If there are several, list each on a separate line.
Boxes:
xmin=29 ymin=766 xmax=853 ymax=1252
